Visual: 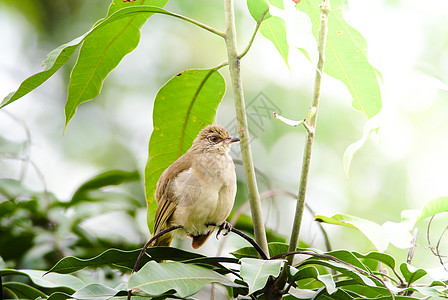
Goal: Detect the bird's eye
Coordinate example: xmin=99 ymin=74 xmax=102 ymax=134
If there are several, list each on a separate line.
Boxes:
xmin=209 ymin=136 xmax=220 ymax=143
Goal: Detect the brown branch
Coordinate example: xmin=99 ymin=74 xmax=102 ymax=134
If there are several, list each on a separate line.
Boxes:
xmin=127 ymin=225 xmax=183 ymax=300
xmin=229 ymin=226 xmax=269 ymax=260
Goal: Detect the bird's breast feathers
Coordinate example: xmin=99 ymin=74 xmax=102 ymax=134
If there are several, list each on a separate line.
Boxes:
xmin=171 ymin=153 xmax=236 ymax=236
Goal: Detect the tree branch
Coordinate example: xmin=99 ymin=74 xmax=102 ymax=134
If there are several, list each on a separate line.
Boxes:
xmin=224 ymin=0 xmax=269 ymax=257
xmin=286 ymin=0 xmax=330 ymax=268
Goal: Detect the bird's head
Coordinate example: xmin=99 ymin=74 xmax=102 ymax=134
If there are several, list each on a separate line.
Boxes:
xmin=193 ymin=125 xmax=240 ymax=154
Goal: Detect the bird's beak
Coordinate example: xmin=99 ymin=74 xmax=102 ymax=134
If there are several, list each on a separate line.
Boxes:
xmin=223 ymin=136 xmax=240 ymax=144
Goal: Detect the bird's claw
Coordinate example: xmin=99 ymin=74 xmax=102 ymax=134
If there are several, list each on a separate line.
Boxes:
xmin=216 ymin=221 xmax=232 ymax=239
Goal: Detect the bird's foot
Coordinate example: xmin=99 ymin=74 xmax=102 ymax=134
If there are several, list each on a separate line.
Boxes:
xmin=216 ymin=221 xmax=232 ymax=239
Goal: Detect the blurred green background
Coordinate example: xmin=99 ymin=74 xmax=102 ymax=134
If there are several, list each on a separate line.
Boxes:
xmin=0 ymin=0 xmax=447 ymax=287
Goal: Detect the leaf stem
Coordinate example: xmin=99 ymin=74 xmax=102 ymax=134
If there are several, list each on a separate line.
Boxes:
xmin=238 ymin=9 xmax=269 ymax=59
xmin=224 ymin=0 xmax=269 ymax=257
xmin=105 ymin=6 xmax=225 ymax=38
xmin=171 ymin=14 xmax=225 ymax=38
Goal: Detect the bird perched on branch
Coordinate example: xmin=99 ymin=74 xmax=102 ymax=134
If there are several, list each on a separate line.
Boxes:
xmin=152 ymin=125 xmax=240 ymax=249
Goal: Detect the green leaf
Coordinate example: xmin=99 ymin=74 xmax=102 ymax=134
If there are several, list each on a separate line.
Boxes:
xmin=148 ymin=247 xmax=238 ymax=274
xmin=64 ymin=0 xmax=168 ymax=127
xmin=247 ymin=0 xmax=271 ymax=22
xmin=2 ymin=282 xmax=46 ymax=299
xmin=353 ymin=251 xmax=396 ymax=270
xmin=343 ymin=124 xmax=378 ymax=179
xmin=46 ymin=245 xmax=236 ymax=278
xmin=69 ymin=170 xmax=139 ymax=206
xmin=356 ymin=297 xmax=422 ymax=300
xmin=297 ymin=0 xmax=382 ymax=119
xmin=231 ymin=242 xmax=313 ymax=259
xmin=0 ymin=36 xmax=82 ymax=108
xmin=290 ymin=266 xmax=336 ymax=294
xmin=418 ymin=196 xmax=448 ymax=221
xmin=400 ymin=263 xmax=427 ymax=285
xmin=46 ymin=248 xmax=151 ymax=274
xmin=3 ymin=3 xmax=212 ymax=123
xmin=407 ymin=286 xmax=445 ymax=297
xmin=269 ymin=0 xmax=284 ymax=9
xmin=315 ymin=214 xmax=388 ymax=252
xmin=128 ymin=261 xmax=240 ymax=297
xmin=326 ymin=250 xmax=369 ymax=271
xmin=144 ymin=69 xmax=225 ymax=232
xmin=315 ymin=288 xmax=359 ymax=299
xmin=335 ymin=279 xmax=389 ymax=297
xmin=2 ymin=2 xmax=167 ymax=110
xmin=240 ymin=258 xmax=284 ymax=294
xmin=298 ymin=259 xmax=377 ymax=288
xmin=298 ymin=47 xmax=312 ymax=62
xmin=71 ymin=283 xmax=120 ymax=300
xmin=287 ymin=287 xmax=317 ymax=299
xmin=260 ymin=16 xmax=289 ymax=69
xmin=0 ymin=269 xmax=85 ymax=291
xmin=46 ymin=292 xmax=74 ymax=300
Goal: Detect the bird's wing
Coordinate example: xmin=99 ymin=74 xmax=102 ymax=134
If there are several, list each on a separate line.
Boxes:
xmin=153 ymin=154 xmax=192 ymax=235
xmin=153 ymin=194 xmax=177 ymax=235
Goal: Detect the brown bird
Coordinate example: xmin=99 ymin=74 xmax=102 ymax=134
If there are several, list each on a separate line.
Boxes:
xmin=152 ymin=125 xmax=240 ymax=249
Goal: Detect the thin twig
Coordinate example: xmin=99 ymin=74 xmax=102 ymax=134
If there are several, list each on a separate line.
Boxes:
xmin=436 ymin=226 xmax=448 ymax=271
xmin=407 ymin=228 xmax=418 ymax=264
xmin=238 ymin=9 xmax=269 ymax=59
xmin=230 ymin=226 xmax=268 ymax=260
xmin=1 ymin=110 xmax=32 ymax=180
xmin=0 ymin=155 xmax=50 ymax=207
xmin=372 ymin=271 xmax=400 ymax=285
xmin=427 ymin=215 xmax=448 ymax=271
xmin=127 ymin=225 xmax=183 ymax=300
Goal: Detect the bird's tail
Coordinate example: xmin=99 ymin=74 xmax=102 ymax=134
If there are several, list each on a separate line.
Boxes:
xmin=191 ymin=232 xmax=212 ymax=249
